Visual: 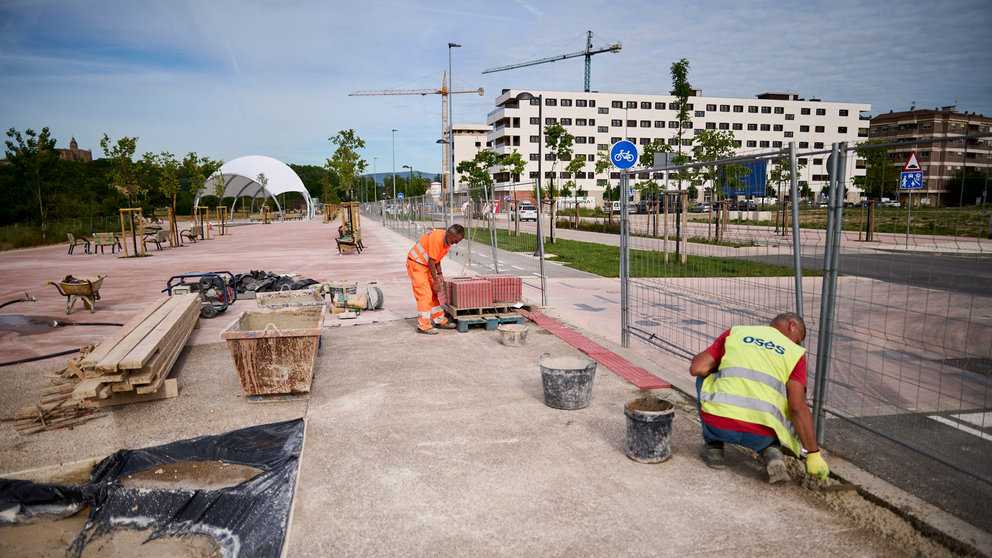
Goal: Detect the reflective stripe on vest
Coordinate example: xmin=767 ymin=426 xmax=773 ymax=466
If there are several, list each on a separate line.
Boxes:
xmin=408 ymin=237 xmax=430 ymax=265
xmin=700 ymin=325 xmax=805 ymax=455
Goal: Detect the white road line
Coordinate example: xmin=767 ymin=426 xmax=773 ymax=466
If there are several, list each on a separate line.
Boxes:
xmin=928 ymin=415 xmax=992 ymax=442
xmin=953 ymin=411 xmax=992 ymax=429
xmin=511 ymin=265 xmax=524 ymax=270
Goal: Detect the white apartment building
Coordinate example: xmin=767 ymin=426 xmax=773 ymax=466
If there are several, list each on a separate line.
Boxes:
xmin=451 ymin=123 xmax=492 ymax=187
xmin=485 ymin=88 xmax=871 ymax=204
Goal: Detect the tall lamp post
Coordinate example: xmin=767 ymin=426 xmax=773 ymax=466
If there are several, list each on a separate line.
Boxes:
xmin=402 ymin=164 xmax=413 ymax=195
xmin=372 ymin=156 xmax=378 ymax=203
xmin=436 ymin=138 xmax=449 ymax=226
xmin=514 ymin=91 xmax=547 ymax=306
xmin=391 ymin=129 xmax=398 ymax=201
xmin=448 ymin=42 xmax=461 ymax=227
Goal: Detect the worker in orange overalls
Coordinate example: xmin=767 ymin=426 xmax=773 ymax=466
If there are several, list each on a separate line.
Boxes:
xmin=406 ymin=224 xmax=465 ymax=334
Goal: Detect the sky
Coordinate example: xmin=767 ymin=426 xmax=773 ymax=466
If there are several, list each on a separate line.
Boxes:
xmin=2 ymin=0 xmax=991 ymax=176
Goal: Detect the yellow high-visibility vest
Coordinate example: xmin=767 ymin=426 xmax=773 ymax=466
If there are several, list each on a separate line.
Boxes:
xmin=700 ymin=325 xmax=805 ymax=455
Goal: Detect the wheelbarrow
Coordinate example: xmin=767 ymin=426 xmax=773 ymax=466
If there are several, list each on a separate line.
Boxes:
xmin=46 ymin=275 xmax=107 ymax=314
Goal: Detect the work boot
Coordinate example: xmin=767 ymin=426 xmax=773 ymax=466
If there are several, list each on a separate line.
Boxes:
xmin=436 ymin=321 xmax=458 ymax=330
xmin=417 ymin=327 xmax=439 ymax=335
xmin=701 ymin=441 xmax=725 ymax=469
xmin=761 ymin=445 xmax=790 ymax=484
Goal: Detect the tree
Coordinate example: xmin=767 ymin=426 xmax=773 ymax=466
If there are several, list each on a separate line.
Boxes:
xmin=326 ymin=129 xmax=366 ymax=202
xmin=854 ymin=140 xmax=898 ymax=200
xmin=769 ymin=153 xmax=806 ymax=230
xmin=100 ymin=134 xmax=141 ymax=206
xmin=542 ymin=123 xmax=578 ymax=243
xmin=692 ymin=130 xmax=742 ymax=203
xmin=945 ymin=167 xmax=989 ymax=206
xmin=5 ymin=127 xmax=58 ymax=242
xmin=670 ymin=58 xmax=692 ymax=191
xmin=456 ymin=149 xmax=525 ymax=205
xmin=558 ymin=155 xmax=587 ymax=227
xmin=595 ymin=147 xmax=619 ymax=224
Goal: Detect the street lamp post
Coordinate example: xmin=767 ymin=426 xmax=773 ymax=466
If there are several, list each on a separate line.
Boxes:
xmin=436 ymin=138 xmax=449 ymax=226
xmin=373 ymin=156 xmax=378 ymax=203
xmin=514 ymin=91 xmax=547 ymax=306
xmin=448 ymin=42 xmax=461 ymax=227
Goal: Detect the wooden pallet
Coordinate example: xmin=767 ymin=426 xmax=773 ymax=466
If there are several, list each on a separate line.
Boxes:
xmin=443 ymin=308 xmax=525 ymax=333
xmin=443 ymin=303 xmax=519 ymax=318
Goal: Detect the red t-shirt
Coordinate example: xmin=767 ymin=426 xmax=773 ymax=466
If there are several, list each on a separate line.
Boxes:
xmin=700 ymin=328 xmax=807 ymax=436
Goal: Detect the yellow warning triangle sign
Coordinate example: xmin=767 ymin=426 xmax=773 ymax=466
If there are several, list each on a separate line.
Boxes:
xmin=903 ymin=151 xmax=921 ymax=172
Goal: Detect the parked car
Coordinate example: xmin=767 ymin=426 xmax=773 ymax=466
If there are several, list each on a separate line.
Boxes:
xmin=731 ymin=200 xmax=757 ymax=211
xmin=879 ymin=200 xmax=900 ymax=207
xmin=514 ymin=202 xmax=537 ymax=222
xmin=689 ymin=203 xmax=712 ymax=213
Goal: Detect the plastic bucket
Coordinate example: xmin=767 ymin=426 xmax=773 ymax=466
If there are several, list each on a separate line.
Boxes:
xmin=624 ymin=397 xmax=674 ymax=463
xmin=497 ymin=324 xmax=529 ymax=346
xmin=539 ymin=354 xmax=597 ymax=410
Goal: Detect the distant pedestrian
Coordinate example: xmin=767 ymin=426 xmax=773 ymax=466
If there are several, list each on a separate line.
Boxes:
xmin=406 ymin=225 xmax=464 ymax=334
xmin=689 ymin=312 xmax=829 ymax=483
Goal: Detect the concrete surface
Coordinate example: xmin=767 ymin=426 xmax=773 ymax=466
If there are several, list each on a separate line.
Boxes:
xmin=0 ymin=217 xmax=988 ymax=556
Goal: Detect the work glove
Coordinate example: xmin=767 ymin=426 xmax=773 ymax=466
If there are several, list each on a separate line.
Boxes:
xmin=805 ymin=451 xmax=829 ymax=480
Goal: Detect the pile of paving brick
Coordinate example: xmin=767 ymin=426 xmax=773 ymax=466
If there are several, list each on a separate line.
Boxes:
xmin=444 ymin=274 xmax=522 ymax=310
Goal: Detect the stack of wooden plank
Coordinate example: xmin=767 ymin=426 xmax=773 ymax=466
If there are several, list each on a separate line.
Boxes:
xmin=70 ymin=293 xmax=200 ymax=407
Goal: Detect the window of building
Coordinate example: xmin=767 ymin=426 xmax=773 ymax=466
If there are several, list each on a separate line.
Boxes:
xmin=760 ymin=124 xmax=771 ymax=131
xmin=598 ymin=107 xmax=609 ymax=114
xmin=597 ymin=126 xmax=608 ymax=133
xmin=798 ymin=158 xmax=808 ymax=164
xmin=733 ymin=105 xmax=744 ymax=113
xmin=695 ymin=110 xmax=705 ymax=117
xmin=640 ymin=120 xmax=651 ymax=127
xmin=612 ymin=100 xmax=623 ymax=108
xmin=799 ymin=141 xmax=809 ymax=148
xmin=670 ymin=102 xmax=680 ymax=111
xmin=747 ymin=140 xmax=757 ymax=147
xmin=640 ymin=138 xmax=651 ymax=145
xmin=627 ymin=119 xmax=636 ymax=128
xmin=560 ymin=99 xmax=572 ymax=107
xmin=720 ymin=104 xmax=730 ymax=112
xmin=706 ymin=104 xmax=717 ymax=111
xmin=705 ymin=122 xmax=716 ymax=130
xmin=719 ymin=123 xmax=729 ymax=130
xmin=545 ymin=117 xmax=556 ymax=125
xmin=528 ymin=98 xmax=540 ymax=106
xmin=545 ymin=154 xmax=555 ymax=161
xmin=623 ymin=101 xmax=635 ymax=109
xmin=588 ymin=118 xmax=595 ymax=126
xmin=559 ymin=118 xmax=572 ymax=126
xmin=575 ymin=136 xmax=587 ymax=143
xmin=773 ymin=124 xmax=783 ymax=131
xmin=597 ymin=143 xmax=608 ymax=150
xmin=529 ymin=171 xmax=538 ymax=179
xmin=784 ymin=131 xmax=793 ymax=138
xmin=530 ymin=135 xmax=540 ymax=143
xmin=774 ymin=107 xmax=784 ymax=114
xmin=801 ymin=107 xmax=811 ymax=115
xmin=612 ymin=119 xmax=622 ymax=127
xmin=640 ymin=101 xmax=651 ymax=109
xmin=694 ymin=129 xmax=703 ymax=136
xmin=759 ymin=140 xmax=770 ymax=147
xmin=814 ymin=142 xmax=823 ymax=148
xmin=785 ymin=114 xmax=794 ymax=120
xmin=747 ymin=123 xmax=758 ymax=131
xmin=655 ymin=121 xmax=665 ymax=128
xmin=686 ymin=103 xmax=694 ymax=110
xmin=670 ymin=121 xmax=680 ymax=128
xmin=655 ymin=102 xmax=666 ymax=110
xmin=800 ymin=125 xmax=810 ymax=132
xmin=576 ymin=118 xmax=587 ymax=126
xmin=772 ymin=141 xmax=782 ymax=147
xmin=761 ymin=106 xmax=772 ymax=113
xmin=815 ymin=125 xmax=824 ymax=133
xmin=815 ymin=108 xmax=826 ymax=116
xmin=838 ymin=126 xmax=847 ymax=133
xmin=589 ymin=100 xmax=596 ymax=107
xmin=748 ymin=105 xmax=759 ymax=113
xmin=530 ymin=117 xmax=539 ymax=125
xmin=545 ymin=98 xmax=557 ymax=106
xmin=813 ymin=158 xmax=823 ymax=165
xmin=732 ymin=123 xmax=742 ymax=130
xmin=611 ymin=136 xmax=622 ymax=143
xmin=669 ymin=138 xmax=679 ymax=145
xmin=576 ymin=99 xmax=587 ymax=107
xmin=529 ymin=153 xmax=539 ymax=161
xmin=839 ymin=109 xmax=849 ymax=116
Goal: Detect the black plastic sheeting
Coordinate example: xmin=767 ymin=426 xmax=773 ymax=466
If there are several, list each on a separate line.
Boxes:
xmin=0 ymin=418 xmax=305 ymax=558
xmin=234 ymin=270 xmax=319 ymax=294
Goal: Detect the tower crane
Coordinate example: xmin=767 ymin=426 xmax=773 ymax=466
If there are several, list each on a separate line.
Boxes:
xmin=482 ymin=30 xmax=621 ymax=92
xmin=349 ymin=73 xmax=484 ymax=194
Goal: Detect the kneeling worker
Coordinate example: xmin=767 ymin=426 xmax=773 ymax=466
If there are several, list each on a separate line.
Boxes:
xmin=690 ymin=312 xmax=829 ymax=483
xmin=406 ymin=224 xmax=465 ymax=334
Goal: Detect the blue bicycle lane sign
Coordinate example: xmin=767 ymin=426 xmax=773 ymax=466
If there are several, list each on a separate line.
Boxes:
xmin=610 ymin=140 xmax=638 ymax=170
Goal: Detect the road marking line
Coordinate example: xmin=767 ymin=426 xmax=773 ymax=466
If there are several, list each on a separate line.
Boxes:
xmin=928 ymin=415 xmax=992 ymax=441
xmin=953 ymin=411 xmax=992 ymax=429
xmin=511 ymin=265 xmax=524 ymax=270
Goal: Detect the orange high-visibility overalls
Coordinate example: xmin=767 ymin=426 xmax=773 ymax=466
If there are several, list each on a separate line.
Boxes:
xmin=407 ymin=229 xmax=452 ymax=331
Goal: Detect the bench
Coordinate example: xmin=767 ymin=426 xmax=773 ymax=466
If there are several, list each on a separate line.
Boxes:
xmin=179 ymin=225 xmax=202 ymax=244
xmin=143 ymin=229 xmax=172 ymax=251
xmin=67 ymin=233 xmax=91 ymax=255
xmin=91 ymin=232 xmax=121 ymax=254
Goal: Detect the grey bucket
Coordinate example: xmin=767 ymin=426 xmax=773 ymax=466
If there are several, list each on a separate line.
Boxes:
xmin=539 ymin=354 xmax=597 ymax=410
xmin=624 ymin=397 xmax=674 ymax=463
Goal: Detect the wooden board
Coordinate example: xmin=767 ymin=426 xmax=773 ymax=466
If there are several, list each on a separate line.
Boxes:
xmin=118 ymin=294 xmax=199 ymax=370
xmin=80 ymin=379 xmax=178 ymax=408
xmin=92 ymin=296 xmax=184 ymax=374
xmin=79 ymin=296 xmax=170 ymax=368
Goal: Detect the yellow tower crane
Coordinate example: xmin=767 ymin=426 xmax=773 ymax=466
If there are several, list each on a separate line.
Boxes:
xmin=349 ymin=73 xmax=484 ymax=197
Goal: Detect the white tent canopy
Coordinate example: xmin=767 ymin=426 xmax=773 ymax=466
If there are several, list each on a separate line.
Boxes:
xmin=198 ymin=155 xmax=313 ymax=220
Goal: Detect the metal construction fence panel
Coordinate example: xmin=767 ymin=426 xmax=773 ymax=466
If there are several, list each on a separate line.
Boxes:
xmin=617 ymin=138 xmax=992 ymax=527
